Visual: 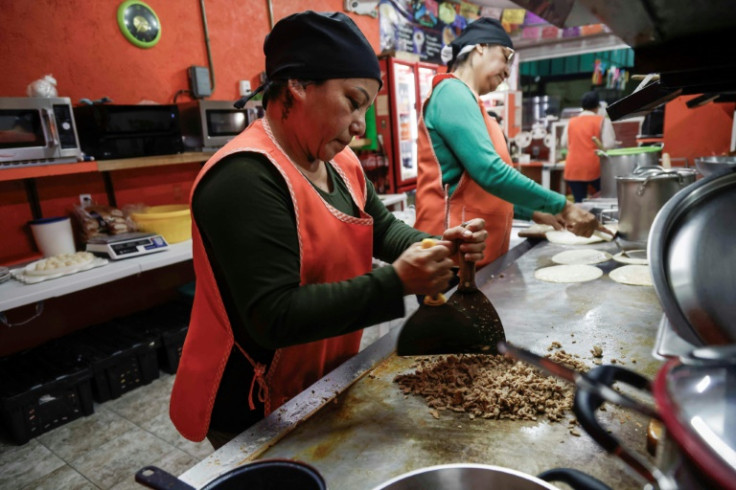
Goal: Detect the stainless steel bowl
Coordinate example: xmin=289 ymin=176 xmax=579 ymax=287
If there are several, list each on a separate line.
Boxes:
xmin=371 ymin=464 xmax=560 ymax=490
xmin=648 ymin=167 xmax=736 ymax=345
xmin=694 ymin=156 xmax=736 ymax=177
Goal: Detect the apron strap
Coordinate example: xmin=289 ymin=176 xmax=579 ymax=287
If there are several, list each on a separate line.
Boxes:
xmin=233 ymin=341 xmax=269 ymax=410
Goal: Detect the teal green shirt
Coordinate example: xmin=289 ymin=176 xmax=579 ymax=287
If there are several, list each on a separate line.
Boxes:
xmin=424 ymin=78 xmax=567 ymax=220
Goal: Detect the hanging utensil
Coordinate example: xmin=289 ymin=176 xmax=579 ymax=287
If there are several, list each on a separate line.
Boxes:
xmin=396 ymin=239 xmax=479 ymax=356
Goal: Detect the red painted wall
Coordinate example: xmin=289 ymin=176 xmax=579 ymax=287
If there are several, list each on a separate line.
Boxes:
xmin=663 ymin=96 xmax=735 ymax=164
xmin=0 ymin=1 xmax=380 ymax=264
xmin=1 ymin=1 xmax=380 ymax=103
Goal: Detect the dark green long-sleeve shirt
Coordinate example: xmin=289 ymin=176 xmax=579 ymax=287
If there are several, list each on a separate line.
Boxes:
xmin=192 ymin=151 xmax=430 ymax=433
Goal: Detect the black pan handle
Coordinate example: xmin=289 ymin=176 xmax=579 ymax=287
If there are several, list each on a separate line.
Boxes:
xmin=576 ymin=365 xmax=652 ymax=452
xmin=574 ymin=365 xmax=664 ymax=487
xmin=135 ymin=465 xmax=197 ymax=490
xmin=537 ymin=467 xmax=612 ymax=490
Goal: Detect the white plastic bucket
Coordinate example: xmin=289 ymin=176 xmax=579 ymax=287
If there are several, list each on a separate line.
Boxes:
xmin=29 ymin=216 xmax=75 ymax=257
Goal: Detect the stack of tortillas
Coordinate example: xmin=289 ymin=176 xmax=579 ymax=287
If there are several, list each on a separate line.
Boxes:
xmin=612 ymin=249 xmax=648 ymax=265
xmin=609 ymin=265 xmax=653 ymax=286
xmin=551 ymin=249 xmax=612 ymax=265
xmin=535 ymin=264 xmax=603 ymax=283
xmin=545 ymin=230 xmax=605 ymax=245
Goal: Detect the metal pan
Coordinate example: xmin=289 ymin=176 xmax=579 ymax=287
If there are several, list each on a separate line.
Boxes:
xmin=501 ymin=341 xmax=736 ymax=490
xmin=371 ymin=463 xmax=611 ymax=490
xmin=648 ymin=166 xmax=736 ymax=345
xmin=135 ymin=459 xmax=326 ymax=490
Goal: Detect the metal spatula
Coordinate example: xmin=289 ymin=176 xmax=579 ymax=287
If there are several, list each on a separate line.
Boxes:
xmin=396 ymin=239 xmax=479 ymax=356
xmin=445 ymin=248 xmax=506 ymax=354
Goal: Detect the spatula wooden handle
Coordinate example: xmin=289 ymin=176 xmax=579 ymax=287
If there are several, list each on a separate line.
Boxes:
xmin=457 ymin=247 xmax=477 ymax=291
xmin=420 ymin=238 xmax=446 ymax=304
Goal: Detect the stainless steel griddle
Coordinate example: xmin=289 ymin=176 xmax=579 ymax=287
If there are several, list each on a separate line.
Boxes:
xmin=180 ymin=238 xmax=665 ymax=489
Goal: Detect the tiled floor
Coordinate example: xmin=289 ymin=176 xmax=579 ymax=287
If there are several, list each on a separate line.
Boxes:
xmin=0 ymin=322 xmax=398 ymax=490
xmin=0 ymin=373 xmax=213 ymax=490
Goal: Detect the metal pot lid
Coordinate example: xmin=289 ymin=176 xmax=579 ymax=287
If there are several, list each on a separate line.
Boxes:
xmin=654 ymin=358 xmax=736 ymax=488
xmin=648 ymin=167 xmax=736 ymax=345
xmin=617 ymin=167 xmax=697 ymax=181
xmin=694 ymin=156 xmax=736 ymax=164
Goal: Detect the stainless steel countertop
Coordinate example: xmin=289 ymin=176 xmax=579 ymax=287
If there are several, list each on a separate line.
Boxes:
xmin=180 ymin=236 xmax=664 ymax=489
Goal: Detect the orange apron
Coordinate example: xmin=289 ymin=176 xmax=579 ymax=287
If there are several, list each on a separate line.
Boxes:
xmin=414 ymin=73 xmax=514 ymax=268
xmin=170 ymin=118 xmax=374 ymax=442
xmin=564 ymin=114 xmax=604 ymax=181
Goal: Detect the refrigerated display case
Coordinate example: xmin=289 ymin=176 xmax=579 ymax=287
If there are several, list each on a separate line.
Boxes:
xmin=371 ymin=57 xmax=442 ymax=194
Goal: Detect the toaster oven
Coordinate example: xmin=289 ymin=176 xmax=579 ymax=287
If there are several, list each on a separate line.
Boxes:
xmin=179 ymin=99 xmax=264 ymax=152
xmin=73 ymin=104 xmax=183 ymax=160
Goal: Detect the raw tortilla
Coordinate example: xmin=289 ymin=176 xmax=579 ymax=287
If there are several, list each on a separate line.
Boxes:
xmin=552 ymin=249 xmax=612 ymax=265
xmin=612 ymin=250 xmax=648 ymax=265
xmin=526 ymin=223 xmax=555 ymax=234
xmin=534 ymin=265 xmax=603 ymax=283
xmin=545 ymin=230 xmax=605 ymax=245
xmin=609 ymin=265 xmax=653 ymax=286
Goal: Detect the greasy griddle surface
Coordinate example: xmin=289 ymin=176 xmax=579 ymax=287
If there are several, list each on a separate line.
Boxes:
xmin=257 ymin=240 xmax=664 ymax=489
xmin=259 ymin=354 xmax=650 ymax=489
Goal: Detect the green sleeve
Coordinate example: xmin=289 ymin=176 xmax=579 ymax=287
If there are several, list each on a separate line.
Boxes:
xmin=426 ymin=79 xmax=567 ymax=214
xmin=364 ymin=183 xmax=433 ymax=262
xmin=192 ymin=153 xmax=413 ymax=350
xmin=514 ymin=204 xmax=534 ymax=221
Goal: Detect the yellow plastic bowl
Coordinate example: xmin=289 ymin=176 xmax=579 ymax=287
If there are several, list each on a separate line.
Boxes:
xmin=131 ymin=204 xmax=191 ymax=244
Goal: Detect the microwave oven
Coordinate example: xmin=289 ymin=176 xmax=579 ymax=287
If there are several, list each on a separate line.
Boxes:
xmin=0 ymin=97 xmax=82 ymax=168
xmin=179 ymin=99 xmax=264 ymax=152
xmin=73 ymin=104 xmax=183 ymax=160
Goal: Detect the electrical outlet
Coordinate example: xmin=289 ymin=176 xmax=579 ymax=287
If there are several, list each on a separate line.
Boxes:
xmin=239 ymin=80 xmax=251 ymax=96
xmin=79 ymin=194 xmax=92 ymax=206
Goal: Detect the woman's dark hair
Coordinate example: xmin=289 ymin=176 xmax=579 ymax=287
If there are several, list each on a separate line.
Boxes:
xmin=581 ymin=91 xmax=600 ymax=110
xmin=262 ymin=79 xmax=324 ymax=119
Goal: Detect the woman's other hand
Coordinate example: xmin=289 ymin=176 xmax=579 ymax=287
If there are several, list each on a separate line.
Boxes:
xmin=441 ymin=217 xmax=487 ymax=263
xmin=532 ymin=211 xmax=565 ymax=230
xmin=559 ymin=202 xmax=599 ymax=237
xmin=393 ymin=240 xmax=455 ymax=297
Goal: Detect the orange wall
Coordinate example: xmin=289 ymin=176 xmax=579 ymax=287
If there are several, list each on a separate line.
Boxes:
xmin=1 ymin=1 xmax=380 ymax=103
xmin=0 ymin=1 xmax=380 ymax=264
xmin=663 ymin=96 xmax=735 ymax=164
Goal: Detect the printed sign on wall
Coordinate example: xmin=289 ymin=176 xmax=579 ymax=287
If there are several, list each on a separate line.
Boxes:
xmin=379 ymin=0 xmax=482 ymax=64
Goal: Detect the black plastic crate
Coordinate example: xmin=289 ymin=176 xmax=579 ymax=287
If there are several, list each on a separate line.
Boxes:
xmin=159 ymin=325 xmax=188 ymax=374
xmin=0 ymin=351 xmax=94 ymax=445
xmin=79 ymin=324 xmax=160 ymax=403
xmin=116 ymin=300 xmax=191 ymax=374
xmin=46 ymin=323 xmax=160 ymax=404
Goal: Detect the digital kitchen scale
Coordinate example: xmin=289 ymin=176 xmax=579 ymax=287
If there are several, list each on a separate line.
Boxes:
xmin=86 ymin=232 xmax=168 ymax=260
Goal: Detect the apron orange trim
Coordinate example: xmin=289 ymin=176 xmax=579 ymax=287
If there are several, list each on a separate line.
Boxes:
xmin=170 ymin=118 xmax=373 ymax=441
xmin=414 ymin=74 xmax=514 ymax=268
xmin=564 ymin=114 xmax=604 ymax=181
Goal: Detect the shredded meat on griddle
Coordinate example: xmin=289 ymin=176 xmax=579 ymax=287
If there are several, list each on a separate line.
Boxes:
xmin=394 ymin=349 xmax=589 ymax=422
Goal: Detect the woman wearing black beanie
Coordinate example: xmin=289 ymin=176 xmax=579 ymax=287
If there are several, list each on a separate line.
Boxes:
xmin=415 ymin=18 xmax=604 ymax=268
xmin=170 ymin=11 xmax=488 ymax=449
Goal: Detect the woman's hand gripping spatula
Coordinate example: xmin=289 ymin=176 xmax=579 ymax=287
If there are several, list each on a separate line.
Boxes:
xmin=396 ymin=238 xmax=478 ymax=356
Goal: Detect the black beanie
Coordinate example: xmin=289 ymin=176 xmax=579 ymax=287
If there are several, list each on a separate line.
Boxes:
xmin=447 ymin=18 xmax=513 ymax=69
xmin=266 ymin=11 xmax=380 ymax=83
xmin=235 ymin=11 xmax=381 ymax=108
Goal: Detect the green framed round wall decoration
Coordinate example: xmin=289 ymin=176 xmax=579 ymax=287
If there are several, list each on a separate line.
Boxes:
xmin=117 ymin=0 xmax=161 ymax=48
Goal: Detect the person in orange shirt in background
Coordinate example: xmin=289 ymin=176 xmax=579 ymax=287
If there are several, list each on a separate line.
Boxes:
xmin=562 ymin=91 xmax=616 ymax=202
